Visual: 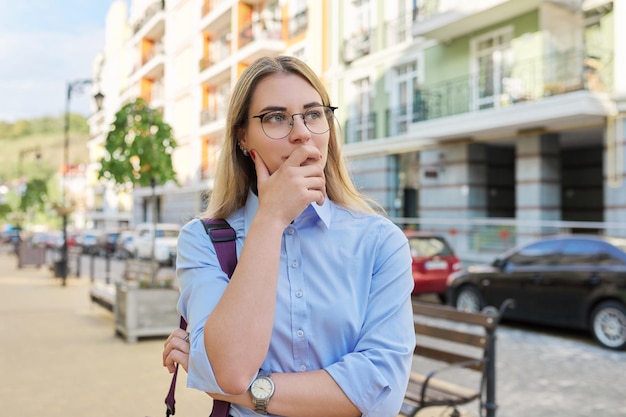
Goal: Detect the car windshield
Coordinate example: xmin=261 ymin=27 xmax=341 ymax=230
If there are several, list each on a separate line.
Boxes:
xmin=408 ymin=236 xmax=453 ymax=257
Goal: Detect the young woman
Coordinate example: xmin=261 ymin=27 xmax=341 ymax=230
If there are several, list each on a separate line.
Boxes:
xmin=163 ymin=56 xmax=415 ymax=417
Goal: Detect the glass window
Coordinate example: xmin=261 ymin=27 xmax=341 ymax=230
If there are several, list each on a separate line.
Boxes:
xmin=559 ymin=240 xmax=602 ymax=266
xmin=408 ymin=236 xmax=453 ymax=258
xmin=507 ymin=240 xmax=561 ymax=267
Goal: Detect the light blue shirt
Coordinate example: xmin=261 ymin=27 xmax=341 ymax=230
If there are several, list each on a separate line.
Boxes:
xmin=176 ymin=191 xmax=415 ymax=417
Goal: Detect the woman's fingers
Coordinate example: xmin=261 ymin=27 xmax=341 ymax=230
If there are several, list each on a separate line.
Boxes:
xmin=163 ymin=329 xmax=191 ymax=373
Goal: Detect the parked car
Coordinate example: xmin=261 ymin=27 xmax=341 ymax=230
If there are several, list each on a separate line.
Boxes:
xmin=133 ymin=223 xmax=180 ymax=265
xmin=446 ymin=234 xmax=626 ymax=350
xmin=77 ymin=230 xmax=102 ymax=255
xmin=114 ymin=230 xmax=136 ymax=259
xmin=404 ymin=230 xmax=461 ymax=302
xmin=95 ymin=230 xmax=122 ymax=257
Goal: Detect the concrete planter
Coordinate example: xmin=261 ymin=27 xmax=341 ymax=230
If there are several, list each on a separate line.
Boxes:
xmin=114 ymin=281 xmax=180 ymax=343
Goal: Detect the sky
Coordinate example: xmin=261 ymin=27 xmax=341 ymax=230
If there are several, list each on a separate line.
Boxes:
xmin=0 ymin=0 xmax=120 ymax=122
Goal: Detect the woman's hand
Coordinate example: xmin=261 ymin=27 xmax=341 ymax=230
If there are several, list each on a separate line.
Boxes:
xmin=163 ymin=328 xmax=191 ymax=373
xmin=252 ymin=145 xmax=326 ymax=227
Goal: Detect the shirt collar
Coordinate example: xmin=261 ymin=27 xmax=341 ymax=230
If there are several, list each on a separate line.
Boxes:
xmin=244 ymin=189 xmax=331 ymax=231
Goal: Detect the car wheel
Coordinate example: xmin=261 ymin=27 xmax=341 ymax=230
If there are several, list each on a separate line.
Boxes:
xmin=590 ymin=301 xmax=626 ymax=350
xmin=454 ymin=285 xmax=485 ymax=313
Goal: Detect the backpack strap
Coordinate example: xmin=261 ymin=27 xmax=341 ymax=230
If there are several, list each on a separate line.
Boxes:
xmin=165 ymin=218 xmax=236 ymax=417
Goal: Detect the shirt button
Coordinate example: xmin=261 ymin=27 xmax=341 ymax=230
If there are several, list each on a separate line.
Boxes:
xmin=291 ymin=260 xmax=299 ymax=268
xmin=300 ymin=365 xmax=307 ymax=371
xmin=297 ymin=330 xmax=304 ymax=337
xmin=296 ymin=291 xmax=303 ymax=298
xmin=288 ymin=228 xmax=295 ymax=235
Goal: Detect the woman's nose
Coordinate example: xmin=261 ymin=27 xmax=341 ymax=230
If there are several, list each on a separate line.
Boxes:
xmin=288 ymin=114 xmax=311 ymax=142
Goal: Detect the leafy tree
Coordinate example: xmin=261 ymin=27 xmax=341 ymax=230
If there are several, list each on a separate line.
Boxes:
xmin=0 ymin=202 xmax=11 ymax=221
xmin=19 ymin=178 xmax=48 ymax=213
xmin=98 ymin=98 xmax=178 ymax=189
xmin=98 ymin=98 xmax=179 ymax=287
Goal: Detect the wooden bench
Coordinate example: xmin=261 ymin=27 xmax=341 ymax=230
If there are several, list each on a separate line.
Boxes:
xmin=398 ymin=299 xmax=513 ymax=417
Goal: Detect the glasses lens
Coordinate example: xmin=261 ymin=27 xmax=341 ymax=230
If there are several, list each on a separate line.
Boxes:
xmin=303 ymin=106 xmax=333 ymax=134
xmin=261 ymin=111 xmax=291 ymax=139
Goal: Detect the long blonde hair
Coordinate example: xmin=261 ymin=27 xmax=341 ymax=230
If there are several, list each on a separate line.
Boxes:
xmin=203 ymin=55 xmax=378 ymax=219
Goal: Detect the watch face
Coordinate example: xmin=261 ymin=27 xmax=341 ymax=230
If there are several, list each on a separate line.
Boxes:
xmin=251 ymin=377 xmax=273 ymax=400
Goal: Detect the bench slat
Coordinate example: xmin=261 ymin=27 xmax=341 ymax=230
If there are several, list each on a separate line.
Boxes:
xmin=414 ymin=344 xmax=484 ymax=372
xmin=412 ymin=301 xmax=497 ymax=330
xmin=414 ymin=322 xmax=488 ymax=347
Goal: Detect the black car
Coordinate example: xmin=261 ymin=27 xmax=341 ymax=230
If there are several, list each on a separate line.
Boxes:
xmin=446 ymin=235 xmax=626 ymax=350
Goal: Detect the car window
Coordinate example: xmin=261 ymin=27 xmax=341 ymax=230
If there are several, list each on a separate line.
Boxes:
xmin=559 ymin=240 xmax=602 ymax=265
xmin=408 ymin=236 xmax=453 ymax=258
xmin=506 ymin=240 xmax=561 ymax=267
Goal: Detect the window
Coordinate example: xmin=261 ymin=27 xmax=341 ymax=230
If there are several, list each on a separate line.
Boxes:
xmin=470 ymin=28 xmax=513 ymax=110
xmin=348 ymin=77 xmax=375 ymax=142
xmin=288 ymin=0 xmax=307 ymax=37
xmin=391 ymin=62 xmax=420 ymax=135
xmin=507 ymin=240 xmax=561 ymax=268
xmin=559 ymin=240 xmax=602 ymax=266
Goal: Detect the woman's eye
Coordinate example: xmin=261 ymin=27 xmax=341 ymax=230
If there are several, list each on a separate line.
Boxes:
xmin=264 ymin=112 xmax=287 ymax=124
xmin=305 ymin=110 xmax=322 ymax=121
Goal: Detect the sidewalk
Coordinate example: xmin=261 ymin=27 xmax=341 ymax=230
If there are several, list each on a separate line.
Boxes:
xmin=0 ymin=246 xmax=211 ymax=417
xmin=0 ymin=246 xmax=472 ymax=417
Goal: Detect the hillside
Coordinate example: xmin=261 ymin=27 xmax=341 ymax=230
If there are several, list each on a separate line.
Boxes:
xmin=0 ymin=115 xmax=91 ymax=183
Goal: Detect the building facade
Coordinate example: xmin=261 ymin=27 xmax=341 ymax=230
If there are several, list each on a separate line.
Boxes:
xmin=87 ymin=0 xmax=626 ymax=263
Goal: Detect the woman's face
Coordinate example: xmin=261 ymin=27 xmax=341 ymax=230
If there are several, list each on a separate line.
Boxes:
xmin=239 ymin=73 xmax=330 ymax=175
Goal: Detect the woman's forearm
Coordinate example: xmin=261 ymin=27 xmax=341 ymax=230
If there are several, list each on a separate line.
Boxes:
xmin=210 ymin=370 xmax=361 ymax=417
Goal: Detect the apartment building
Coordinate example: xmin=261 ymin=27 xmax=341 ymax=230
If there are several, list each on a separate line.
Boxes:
xmin=87 ymin=0 xmax=331 ymax=230
xmin=336 ymin=0 xmax=625 ymax=261
xmin=87 ymin=0 xmax=625 ymax=262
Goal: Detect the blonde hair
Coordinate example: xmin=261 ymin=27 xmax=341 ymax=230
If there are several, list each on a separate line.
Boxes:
xmin=203 ymin=55 xmax=378 ymax=219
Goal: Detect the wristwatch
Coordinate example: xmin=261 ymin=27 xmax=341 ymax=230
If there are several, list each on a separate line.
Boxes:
xmin=250 ymin=371 xmax=274 ymax=415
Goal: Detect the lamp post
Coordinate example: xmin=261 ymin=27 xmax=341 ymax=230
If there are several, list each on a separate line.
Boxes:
xmin=60 ymin=79 xmax=104 ymax=286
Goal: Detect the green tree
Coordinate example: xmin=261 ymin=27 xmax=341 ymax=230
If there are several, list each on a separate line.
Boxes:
xmin=98 ymin=98 xmax=178 ymax=189
xmin=19 ymin=178 xmax=48 ymax=213
xmin=98 ymin=98 xmax=178 ymax=287
xmin=0 ymin=202 xmax=11 ymax=222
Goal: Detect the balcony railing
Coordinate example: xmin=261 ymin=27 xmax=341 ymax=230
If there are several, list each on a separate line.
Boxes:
xmin=385 ymin=101 xmax=428 ymax=136
xmin=383 ymin=15 xmax=414 ymax=48
xmin=415 ymin=48 xmax=612 ymax=122
xmin=288 ymin=9 xmax=308 ymax=38
xmin=133 ymin=0 xmax=165 ymax=35
xmin=200 ymin=108 xmax=226 ymax=126
xmin=342 ymin=28 xmax=376 ymax=64
xmin=344 ymin=112 xmax=377 ymax=143
xmin=239 ymin=19 xmax=283 ymax=48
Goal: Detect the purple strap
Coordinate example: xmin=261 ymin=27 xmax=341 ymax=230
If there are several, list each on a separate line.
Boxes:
xmin=165 ymin=218 xmax=236 ymax=417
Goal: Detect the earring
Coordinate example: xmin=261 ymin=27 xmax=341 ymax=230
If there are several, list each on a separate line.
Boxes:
xmin=239 ymin=142 xmax=249 ymax=156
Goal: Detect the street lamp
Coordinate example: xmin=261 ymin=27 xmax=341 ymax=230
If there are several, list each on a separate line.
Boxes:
xmin=59 ymin=79 xmax=104 ymax=286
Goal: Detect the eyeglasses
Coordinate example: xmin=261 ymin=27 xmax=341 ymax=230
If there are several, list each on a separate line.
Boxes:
xmin=249 ymin=105 xmax=338 ymax=140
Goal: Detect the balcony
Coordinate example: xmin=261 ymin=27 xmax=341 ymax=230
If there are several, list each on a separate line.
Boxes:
xmin=200 ymin=0 xmax=232 ymax=34
xmin=132 ymin=0 xmax=166 ymax=40
xmin=342 ymin=28 xmax=376 ymax=64
xmin=344 ymin=112 xmax=377 ymax=143
xmin=385 ymin=103 xmax=428 ymax=137
xmin=382 ymin=15 xmax=415 ymax=48
xmin=413 ymin=0 xmax=540 ymax=42
xmin=344 ymin=48 xmax=613 ymax=158
xmin=416 ymin=49 xmax=612 ymax=122
xmin=130 ymin=42 xmax=165 ymax=82
xmin=237 ymin=20 xmax=285 ymax=64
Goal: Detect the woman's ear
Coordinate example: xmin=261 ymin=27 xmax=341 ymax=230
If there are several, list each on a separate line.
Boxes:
xmin=237 ymin=128 xmax=247 ymax=149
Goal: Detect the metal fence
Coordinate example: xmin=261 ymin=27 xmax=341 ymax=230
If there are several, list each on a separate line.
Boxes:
xmin=390 ymin=216 xmax=626 ymax=265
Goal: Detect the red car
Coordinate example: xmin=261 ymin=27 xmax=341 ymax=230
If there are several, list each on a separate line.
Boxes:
xmin=404 ymin=230 xmax=461 ymax=302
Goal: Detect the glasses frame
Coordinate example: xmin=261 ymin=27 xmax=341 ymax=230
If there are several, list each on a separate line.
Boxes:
xmin=248 ymin=105 xmax=338 ymax=140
